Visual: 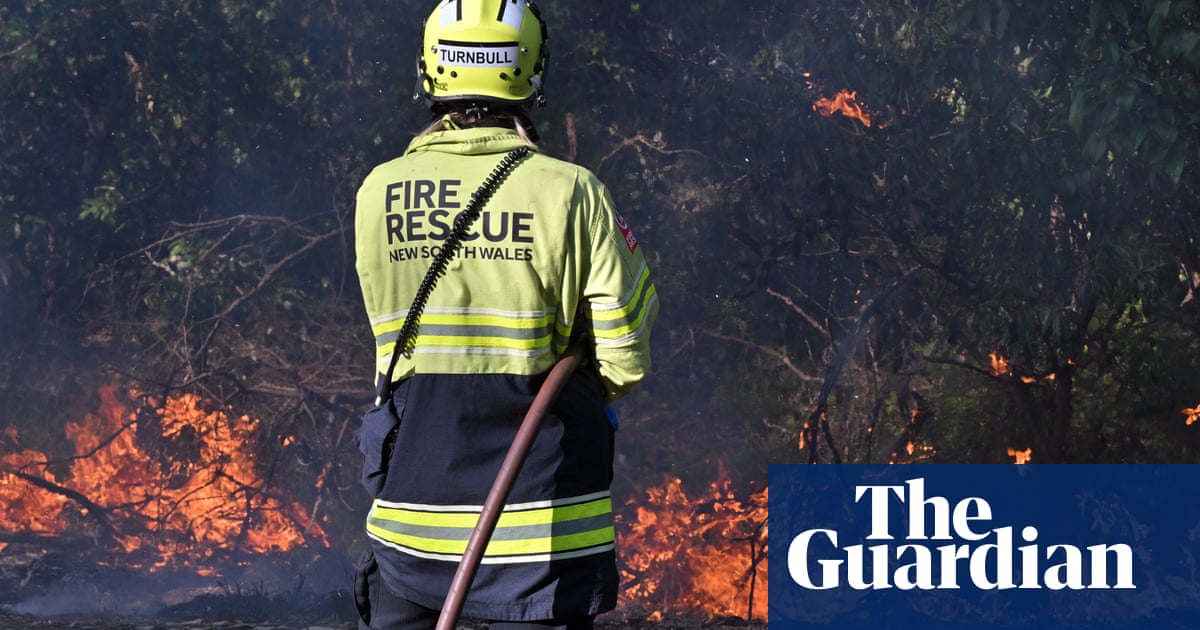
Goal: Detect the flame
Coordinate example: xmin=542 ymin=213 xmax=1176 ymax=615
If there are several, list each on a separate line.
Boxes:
xmin=617 ymin=471 xmax=767 ymax=621
xmin=812 ymin=89 xmax=875 ymax=127
xmin=1007 ymin=447 xmax=1033 ymax=464
xmin=1184 ymin=406 xmax=1200 ymax=426
xmin=990 ymin=352 xmax=1057 ymax=384
xmin=0 ymin=385 xmax=327 ymax=570
xmin=798 ymin=415 xmax=817 ymax=451
xmin=798 ymin=71 xmax=884 ymax=128
xmin=887 ymin=409 xmax=936 ymax=464
xmin=890 ymin=441 xmax=936 ymax=464
xmin=989 ymin=352 xmax=1011 ymax=377
xmin=0 ymin=449 xmax=68 ymax=554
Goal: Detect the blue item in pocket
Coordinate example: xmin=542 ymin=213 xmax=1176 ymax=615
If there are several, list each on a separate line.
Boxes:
xmin=605 ymin=406 xmax=619 ymax=431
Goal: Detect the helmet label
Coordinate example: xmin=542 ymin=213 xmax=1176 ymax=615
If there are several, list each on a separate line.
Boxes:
xmin=438 ymin=41 xmax=519 ymax=68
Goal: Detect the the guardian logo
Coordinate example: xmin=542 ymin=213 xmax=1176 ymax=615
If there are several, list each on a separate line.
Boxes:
xmin=787 ymin=478 xmax=1136 ymax=591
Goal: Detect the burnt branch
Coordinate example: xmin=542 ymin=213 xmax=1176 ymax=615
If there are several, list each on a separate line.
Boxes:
xmin=803 ymin=271 xmax=914 ymax=463
xmin=203 ymin=227 xmax=342 ymax=323
xmin=703 ymin=329 xmax=823 ymax=383
xmin=885 ymin=391 xmax=934 ymax=464
xmin=1 ymin=469 xmax=117 ymax=540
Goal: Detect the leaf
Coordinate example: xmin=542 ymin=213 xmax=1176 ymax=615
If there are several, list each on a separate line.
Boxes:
xmin=1147 ymin=0 xmax=1170 ymax=44
xmin=1164 ymin=145 xmax=1187 ymax=180
xmin=1178 ymin=31 xmax=1200 ymax=58
xmin=1068 ymin=91 xmax=1090 ymax=133
xmin=1149 ymin=119 xmax=1178 ymax=143
xmin=1129 ymin=122 xmax=1149 ymax=153
xmin=1110 ymin=1 xmax=1131 ymax=29
xmin=1083 ymin=134 xmax=1108 ymax=163
xmin=1088 ymin=2 xmax=1106 ymax=30
xmin=1116 ymin=83 xmax=1136 ymax=113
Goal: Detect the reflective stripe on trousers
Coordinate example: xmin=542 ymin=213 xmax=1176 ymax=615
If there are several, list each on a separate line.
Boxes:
xmin=366 ymin=491 xmax=615 ymax=564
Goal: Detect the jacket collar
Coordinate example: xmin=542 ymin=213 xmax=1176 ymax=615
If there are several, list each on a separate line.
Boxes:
xmin=405 ymin=123 xmax=534 ymax=157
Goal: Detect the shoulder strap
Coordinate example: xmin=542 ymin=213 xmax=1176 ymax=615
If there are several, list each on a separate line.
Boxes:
xmin=375 ymin=146 xmax=530 ymax=404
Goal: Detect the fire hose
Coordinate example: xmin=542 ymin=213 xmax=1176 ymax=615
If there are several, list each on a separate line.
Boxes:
xmin=435 ymin=342 xmax=588 ymax=630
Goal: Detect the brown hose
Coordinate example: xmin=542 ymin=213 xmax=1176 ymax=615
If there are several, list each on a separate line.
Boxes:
xmin=435 ymin=343 xmax=588 ymax=630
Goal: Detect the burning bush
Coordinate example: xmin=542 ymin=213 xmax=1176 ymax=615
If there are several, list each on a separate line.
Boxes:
xmin=0 ymin=386 xmax=327 ymax=573
xmin=617 ymin=471 xmax=768 ymax=621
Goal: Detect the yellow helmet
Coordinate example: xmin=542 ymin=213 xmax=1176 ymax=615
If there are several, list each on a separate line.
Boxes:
xmin=416 ymin=0 xmax=549 ymax=107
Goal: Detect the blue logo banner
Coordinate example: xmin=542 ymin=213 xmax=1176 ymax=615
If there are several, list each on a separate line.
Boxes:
xmin=768 ymin=465 xmax=1200 ymax=629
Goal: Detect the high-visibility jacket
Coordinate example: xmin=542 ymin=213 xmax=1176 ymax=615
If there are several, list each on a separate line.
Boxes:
xmin=356 ymin=124 xmax=657 ymax=401
xmin=353 ymin=122 xmax=658 ymax=621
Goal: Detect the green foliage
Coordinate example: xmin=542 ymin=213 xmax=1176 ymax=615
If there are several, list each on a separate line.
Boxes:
xmin=584 ymin=0 xmax=1200 ymax=467
xmin=2 ymin=0 xmax=1200 ymax=557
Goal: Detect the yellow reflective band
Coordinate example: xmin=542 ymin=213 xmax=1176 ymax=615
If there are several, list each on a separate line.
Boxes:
xmin=589 ymin=268 xmax=657 ymax=343
xmin=593 ymin=287 xmax=656 ymax=341
xmin=415 ymin=334 xmax=551 ymax=350
xmin=417 ymin=311 xmax=556 ymax=329
xmin=554 ymin=317 xmax=572 ymax=339
xmin=369 ymin=309 xmax=552 ymax=338
xmin=365 ymin=495 xmax=615 ymax=561
xmin=364 ymin=525 xmax=615 ymax=558
xmin=481 ymin=527 xmax=616 ymax=556
xmin=372 ymin=495 xmax=612 ymax=528
xmin=369 ymin=316 xmax=406 ymax=340
xmin=370 ymin=307 xmax=562 ymax=370
xmin=589 ymin=267 xmax=653 ymax=320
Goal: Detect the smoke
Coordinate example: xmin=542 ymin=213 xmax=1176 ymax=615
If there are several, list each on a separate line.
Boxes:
xmin=4 ymin=551 xmax=356 ymax=622
xmin=11 ymin=583 xmax=160 ymax=618
xmin=9 ymin=568 xmax=197 ymax=618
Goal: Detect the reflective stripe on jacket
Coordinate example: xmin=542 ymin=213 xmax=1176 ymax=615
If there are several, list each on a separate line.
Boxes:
xmin=354 ymin=125 xmax=658 ymax=400
xmin=353 ymin=124 xmax=655 ymax=620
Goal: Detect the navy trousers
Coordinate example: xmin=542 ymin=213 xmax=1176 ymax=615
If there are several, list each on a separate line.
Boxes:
xmin=356 ymin=551 xmax=595 ymax=630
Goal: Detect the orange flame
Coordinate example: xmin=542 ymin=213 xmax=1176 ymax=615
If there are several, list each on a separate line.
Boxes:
xmin=617 ymin=471 xmax=767 ymax=621
xmin=990 ymin=352 xmax=1057 ymax=384
xmin=989 ymin=352 xmax=1011 ymax=376
xmin=0 ymin=449 xmax=68 ymax=554
xmin=1007 ymin=447 xmax=1033 ymax=464
xmin=891 ymin=441 xmax=936 ymax=464
xmin=1184 ymin=405 xmax=1200 ymax=426
xmin=812 ymin=89 xmax=875 ymax=127
xmin=0 ymin=385 xmax=327 ymax=569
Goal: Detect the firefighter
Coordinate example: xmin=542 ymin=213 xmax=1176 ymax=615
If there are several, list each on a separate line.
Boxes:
xmin=353 ymin=1 xmax=658 ymax=628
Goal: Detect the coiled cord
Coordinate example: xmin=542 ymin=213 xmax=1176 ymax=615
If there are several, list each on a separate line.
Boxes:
xmin=385 ymin=146 xmax=530 ymax=384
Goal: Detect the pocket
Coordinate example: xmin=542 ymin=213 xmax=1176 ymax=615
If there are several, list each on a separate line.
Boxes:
xmin=353 ymin=550 xmax=377 ymax=625
xmin=357 ymin=384 xmax=406 ymax=497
